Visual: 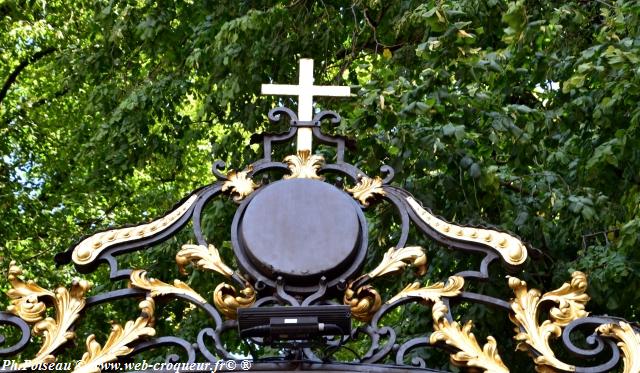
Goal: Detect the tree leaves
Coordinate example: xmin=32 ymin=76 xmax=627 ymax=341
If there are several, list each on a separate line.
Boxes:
xmin=2 ymin=0 xmax=640 ymax=366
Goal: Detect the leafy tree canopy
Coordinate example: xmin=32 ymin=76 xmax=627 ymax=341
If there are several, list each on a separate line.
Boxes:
xmin=1 ymin=0 xmax=639 ymax=368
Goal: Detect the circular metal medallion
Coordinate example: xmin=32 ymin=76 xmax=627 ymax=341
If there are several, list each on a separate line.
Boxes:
xmin=232 ymin=178 xmax=367 ymax=293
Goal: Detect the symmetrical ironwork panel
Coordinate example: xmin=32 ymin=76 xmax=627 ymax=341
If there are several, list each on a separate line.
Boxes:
xmin=1 ymin=104 xmax=639 ymax=372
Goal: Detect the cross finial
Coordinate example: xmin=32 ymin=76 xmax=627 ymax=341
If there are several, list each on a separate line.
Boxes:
xmin=261 ymin=59 xmax=351 ymax=152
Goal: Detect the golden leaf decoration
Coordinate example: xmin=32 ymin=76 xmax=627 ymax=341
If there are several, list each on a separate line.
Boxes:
xmin=597 ymin=322 xmax=640 ymax=373
xmin=175 ymin=243 xmax=234 ymax=278
xmin=7 ymin=262 xmax=52 ymax=323
xmin=387 ymin=276 xmax=464 ymax=305
xmin=129 ymin=269 xmax=206 ymax=303
xmin=222 ymin=167 xmax=260 ymax=202
xmin=406 ymin=197 xmax=527 ymax=266
xmin=213 ymin=283 xmax=256 ymax=319
xmin=343 ymin=285 xmax=382 ymax=322
xmin=346 ymin=176 xmax=385 ymax=207
xmin=72 ymin=195 xmax=198 ymax=266
xmin=508 ymin=271 xmax=590 ymax=372
xmin=367 ymin=246 xmax=427 ymax=278
xmin=73 ymin=297 xmax=156 ymax=373
xmin=430 ymin=300 xmax=509 ymax=373
xmin=6 ymin=262 xmax=91 ymax=369
xmin=284 ymin=150 xmax=325 ymax=180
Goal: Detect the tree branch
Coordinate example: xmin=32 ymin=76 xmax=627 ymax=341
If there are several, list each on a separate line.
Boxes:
xmin=0 ymin=47 xmax=57 ymax=106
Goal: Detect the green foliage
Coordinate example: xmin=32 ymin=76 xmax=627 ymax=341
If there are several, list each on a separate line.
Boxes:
xmin=1 ymin=0 xmax=640 ymax=369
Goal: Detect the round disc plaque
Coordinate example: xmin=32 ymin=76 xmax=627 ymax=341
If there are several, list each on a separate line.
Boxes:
xmin=233 ymin=178 xmax=365 ymax=289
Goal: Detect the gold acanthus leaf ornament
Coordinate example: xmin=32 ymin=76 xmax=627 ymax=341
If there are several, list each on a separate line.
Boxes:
xmin=213 ymin=283 xmax=256 ymax=319
xmin=597 ymin=322 xmax=640 ymax=373
xmin=387 ymin=276 xmax=464 ymax=305
xmin=7 ymin=262 xmax=52 ymax=323
xmin=72 ymin=195 xmax=198 ymax=266
xmin=176 ymin=243 xmax=234 ymax=278
xmin=406 ymin=197 xmax=527 ymax=266
xmin=73 ymin=297 xmax=156 ymax=373
xmin=508 ymin=271 xmax=590 ymax=372
xmin=284 ymin=150 xmax=325 ymax=180
xmin=367 ymin=246 xmax=427 ymax=278
xmin=343 ymin=285 xmax=382 ymax=322
xmin=7 ymin=262 xmax=91 ymax=369
xmin=430 ymin=300 xmax=510 ymax=373
xmin=129 ymin=269 xmax=206 ymax=303
xmin=346 ymin=176 xmax=385 ymax=207
xmin=222 ymin=167 xmax=260 ymax=202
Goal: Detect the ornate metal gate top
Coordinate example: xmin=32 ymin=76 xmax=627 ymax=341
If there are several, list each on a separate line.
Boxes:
xmin=1 ymin=59 xmax=639 ymax=373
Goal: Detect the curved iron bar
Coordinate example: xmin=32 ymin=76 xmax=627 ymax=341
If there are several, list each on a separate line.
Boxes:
xmin=313 ymin=110 xmax=342 ymax=125
xmin=359 ymin=326 xmax=396 ymax=363
xmin=309 ymin=111 xmax=346 ymax=162
xmin=276 ymin=277 xmax=301 ymax=306
xmin=268 ymin=106 xmax=298 ymax=123
xmin=384 ymin=186 xmax=517 ymax=280
xmin=250 ymin=160 xmax=290 ymax=176
xmin=86 ymin=288 xmax=224 ymax=330
xmin=85 ymin=288 xmax=147 ymax=307
xmin=319 ymin=162 xmax=372 ymax=184
xmin=197 ymin=320 xmax=238 ymax=361
xmin=380 ymin=165 xmax=395 ymax=184
xmin=302 ymin=347 xmax=323 ymax=362
xmin=562 ymin=316 xmax=623 ymax=372
xmin=253 ymin=296 xmax=283 ymax=308
xmin=211 ymin=160 xmax=227 ymax=181
xmin=454 ymin=291 xmax=512 ymax=311
xmin=54 ymin=186 xmax=210 ymax=270
xmin=454 ymin=253 xmax=500 ymax=280
xmin=163 ymin=293 xmax=224 ymax=330
xmin=197 ymin=328 xmax=220 ymax=363
xmin=379 ymin=190 xmax=412 ymax=252
xmin=101 ymin=184 xmax=224 ymax=280
xmin=301 ymin=277 xmax=328 ymax=306
xmin=55 ymin=186 xmax=218 ymax=281
xmin=356 ymin=292 xmax=465 ymax=364
xmin=129 ymin=336 xmax=197 ymax=364
xmin=0 ymin=312 xmax=30 ymax=356
xmin=192 ymin=183 xmax=224 ymax=246
xmin=395 ymin=337 xmax=431 ymax=368
xmin=248 ymin=107 xmax=299 ymax=162
xmin=303 ymin=332 xmax=353 ymax=363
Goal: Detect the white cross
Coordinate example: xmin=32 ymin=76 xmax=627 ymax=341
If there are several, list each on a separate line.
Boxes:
xmin=261 ymin=59 xmax=351 ymax=152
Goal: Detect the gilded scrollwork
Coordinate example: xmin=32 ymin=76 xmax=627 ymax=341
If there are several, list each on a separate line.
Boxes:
xmin=344 ymin=246 xmax=425 ymax=322
xmin=508 ymin=271 xmax=590 ymax=372
xmin=176 ymin=243 xmax=255 ymax=319
xmin=597 ymin=321 xmax=640 ymax=373
xmin=213 ymin=283 xmax=256 ymax=319
xmin=284 ymin=150 xmax=325 ymax=180
xmin=7 ymin=262 xmax=52 ymax=323
xmin=387 ymin=276 xmax=464 ymax=304
xmin=406 ymin=197 xmax=527 ymax=266
xmin=129 ymin=269 xmax=206 ymax=303
xmin=176 ymin=243 xmax=234 ymax=278
xmin=73 ymin=297 xmax=156 ymax=373
xmin=430 ymin=300 xmax=509 ymax=373
xmin=343 ymin=285 xmax=382 ymax=322
xmin=367 ymin=246 xmax=427 ymax=278
xmin=222 ymin=167 xmax=260 ymax=202
xmin=346 ymin=176 xmax=385 ymax=207
xmin=72 ymin=195 xmax=198 ymax=266
xmin=6 ymin=262 xmax=91 ymax=369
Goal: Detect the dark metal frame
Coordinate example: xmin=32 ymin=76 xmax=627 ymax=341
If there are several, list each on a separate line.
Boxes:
xmin=1 ymin=107 xmax=637 ymax=372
